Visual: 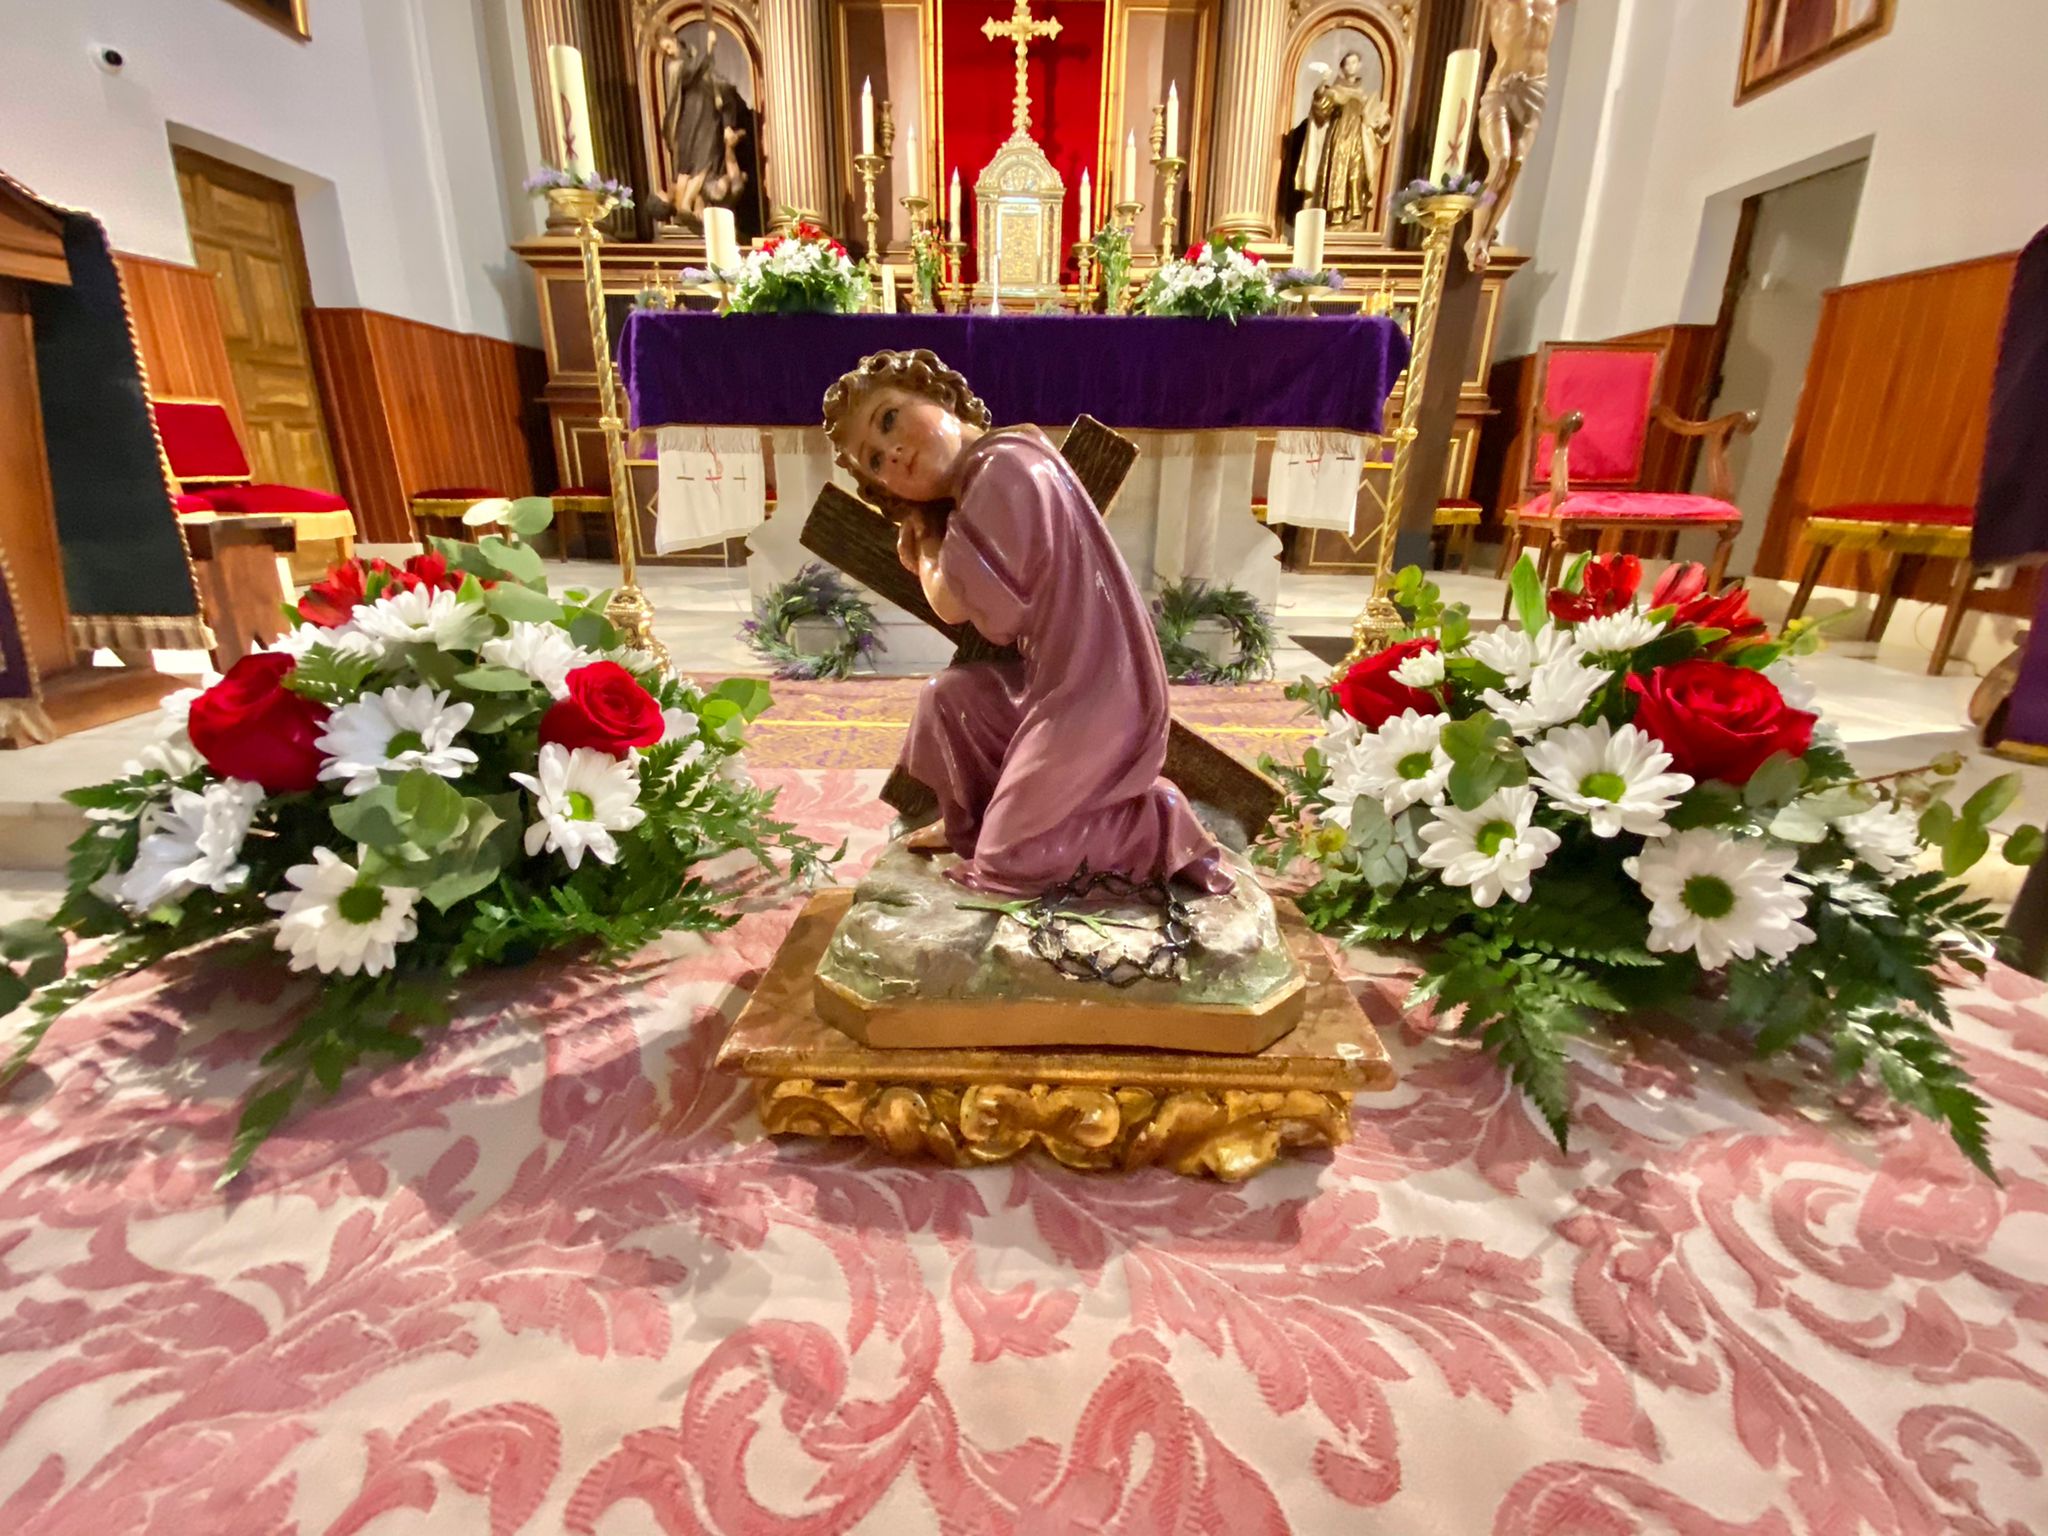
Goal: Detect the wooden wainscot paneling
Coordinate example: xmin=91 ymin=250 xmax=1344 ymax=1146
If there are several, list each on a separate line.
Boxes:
xmin=115 ymin=252 xmax=249 ymax=444
xmin=308 ymin=309 xmax=550 ymax=543
xmin=1757 ymin=252 xmax=2023 ymax=613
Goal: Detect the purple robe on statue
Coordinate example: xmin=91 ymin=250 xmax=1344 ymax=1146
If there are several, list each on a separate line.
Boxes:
xmin=900 ymin=428 xmax=1231 ymax=897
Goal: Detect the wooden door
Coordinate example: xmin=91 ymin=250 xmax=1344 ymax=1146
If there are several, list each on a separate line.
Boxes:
xmin=172 ymin=146 xmax=338 ymax=491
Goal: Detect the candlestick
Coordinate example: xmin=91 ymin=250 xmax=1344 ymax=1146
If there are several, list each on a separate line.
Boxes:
xmin=1110 ymin=201 xmax=1142 ymax=314
xmin=1165 ymin=82 xmax=1180 ymax=160
xmin=903 ymin=123 xmax=921 ymax=198
xmin=1071 ymin=239 xmax=1097 ymax=312
xmin=546 ymin=45 xmax=597 ymax=180
xmin=860 ymin=77 xmax=875 ymax=157
xmin=1431 ymin=48 xmax=1482 ymax=180
xmin=854 ymin=150 xmax=886 ymax=270
xmin=1121 ymin=131 xmax=1138 ymax=204
xmin=1078 ymin=168 xmax=1093 ymax=245
xmin=1152 ymin=154 xmax=1186 ymax=264
xmin=990 ymin=205 xmax=1005 ymax=314
xmin=1291 ymin=207 xmax=1326 ymax=274
xmin=941 ymin=238 xmax=966 ymax=313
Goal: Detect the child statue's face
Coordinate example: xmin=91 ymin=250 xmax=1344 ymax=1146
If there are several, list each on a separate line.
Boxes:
xmin=848 ymin=386 xmax=967 ymax=504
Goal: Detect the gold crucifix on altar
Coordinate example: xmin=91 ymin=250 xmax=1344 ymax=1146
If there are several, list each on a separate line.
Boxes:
xmin=972 ymin=0 xmax=1066 ymax=307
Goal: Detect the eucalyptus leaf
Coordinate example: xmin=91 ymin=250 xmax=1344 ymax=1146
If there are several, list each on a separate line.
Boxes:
xmin=709 ymin=676 xmax=774 ymax=721
xmin=502 ymin=496 xmax=557 ymax=537
xmin=1919 ymin=801 xmax=1956 ymax=845
xmin=396 ymin=770 xmax=467 ymax=848
xmin=332 ymin=788 xmax=410 ymax=851
xmin=1943 ymin=821 xmax=1992 ymax=877
xmin=477 ymin=536 xmax=546 ymax=584
xmin=1769 ymin=785 xmax=1870 ymax=844
xmin=1743 ymin=753 xmax=1807 ymax=809
xmin=462 ymin=497 xmax=515 ymax=527
xmin=1509 ymin=553 xmax=1547 ymax=637
xmin=484 ymin=584 xmax=564 ymax=624
xmin=2003 ymin=825 xmax=2045 ymax=866
xmin=455 ymin=665 xmax=541 ymax=693
xmin=1961 ymin=774 xmax=2020 ymax=828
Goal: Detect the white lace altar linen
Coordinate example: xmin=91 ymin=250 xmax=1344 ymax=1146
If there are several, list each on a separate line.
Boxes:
xmin=1264 ymin=428 xmax=1367 ymax=533
xmin=654 ymin=425 xmax=765 ymax=551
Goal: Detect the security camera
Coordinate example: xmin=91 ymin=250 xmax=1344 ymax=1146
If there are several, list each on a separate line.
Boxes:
xmin=93 ymin=44 xmax=125 ymax=73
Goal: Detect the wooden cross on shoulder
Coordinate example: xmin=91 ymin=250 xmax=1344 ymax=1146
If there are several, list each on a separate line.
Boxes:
xmin=799 ymin=416 xmax=1284 ymax=839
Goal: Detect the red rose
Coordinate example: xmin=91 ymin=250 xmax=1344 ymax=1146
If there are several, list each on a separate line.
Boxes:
xmin=538 ymin=661 xmax=664 ymax=757
xmin=187 ymin=653 xmax=329 ymax=793
xmin=1626 ymin=659 xmax=1816 ymax=785
xmin=1333 ymin=639 xmax=1443 ymax=730
xmin=1548 ymin=552 xmax=1641 ymax=623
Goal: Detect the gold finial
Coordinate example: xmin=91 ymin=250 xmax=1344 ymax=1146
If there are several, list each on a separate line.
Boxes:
xmin=1149 ymin=102 xmax=1165 ymax=159
xmin=981 ymin=0 xmax=1063 ymax=138
xmin=880 ymin=99 xmax=896 ymax=157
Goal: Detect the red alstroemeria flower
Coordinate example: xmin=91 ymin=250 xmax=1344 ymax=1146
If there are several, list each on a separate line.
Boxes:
xmin=1648 ymin=561 xmax=1708 ymax=608
xmin=1547 ymin=552 xmax=1642 ymax=624
xmin=1648 ymin=562 xmax=1767 ymax=648
xmin=1244 ymin=249 xmax=1262 ymax=264
xmin=761 ymin=236 xmax=783 ymax=254
xmin=297 ymin=559 xmax=369 ymax=628
xmin=1187 ymin=243 xmax=1204 ymax=261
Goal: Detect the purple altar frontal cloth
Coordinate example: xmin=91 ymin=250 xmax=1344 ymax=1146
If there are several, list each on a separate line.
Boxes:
xmin=620 ymin=311 xmax=1411 ymax=437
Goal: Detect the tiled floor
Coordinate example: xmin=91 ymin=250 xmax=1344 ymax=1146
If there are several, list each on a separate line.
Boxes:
xmin=2 ymin=561 xmax=2040 ymax=913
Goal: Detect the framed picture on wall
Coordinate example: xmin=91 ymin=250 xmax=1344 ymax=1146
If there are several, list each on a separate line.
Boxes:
xmin=1738 ymin=0 xmax=1892 ymax=102
xmin=226 ymin=0 xmax=311 ymax=43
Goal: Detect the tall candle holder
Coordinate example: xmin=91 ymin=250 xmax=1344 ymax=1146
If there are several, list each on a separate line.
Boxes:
xmin=543 ymin=184 xmax=669 ymax=670
xmin=1071 ymin=240 xmax=1097 ymax=312
xmin=941 ymin=238 xmax=967 ymax=313
xmin=1153 ymin=156 xmax=1187 ymax=262
xmin=1338 ymin=193 xmax=1477 ymax=671
xmin=902 ymin=195 xmax=935 ymax=312
xmin=1110 ymin=201 xmax=1143 ymax=314
xmin=853 ymin=151 xmax=886 ymax=292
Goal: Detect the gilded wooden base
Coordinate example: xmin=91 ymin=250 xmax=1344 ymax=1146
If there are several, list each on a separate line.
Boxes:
xmin=718 ymin=889 xmax=1397 ymax=1180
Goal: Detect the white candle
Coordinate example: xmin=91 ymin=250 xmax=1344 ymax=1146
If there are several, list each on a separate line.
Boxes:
xmin=860 ymin=77 xmax=875 ymax=157
xmin=990 ymin=207 xmax=1004 ymax=314
xmin=1165 ymin=82 xmax=1180 ymax=160
xmin=703 ymin=207 xmax=738 ymax=270
xmin=879 ymin=264 xmax=897 ymax=312
xmin=949 ymin=168 xmax=962 ymax=236
xmin=546 ymin=44 xmax=597 ymax=180
xmin=1078 ymin=169 xmax=1092 ymax=244
xmin=903 ymin=124 xmax=921 ymax=198
xmin=1431 ymin=48 xmax=1482 ymax=179
xmin=1292 ymin=208 xmax=1326 ymax=273
xmin=1122 ymin=131 xmax=1138 ymax=204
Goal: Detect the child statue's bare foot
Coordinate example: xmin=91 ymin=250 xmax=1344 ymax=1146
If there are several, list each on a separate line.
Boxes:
xmin=903 ymin=824 xmax=951 ymax=855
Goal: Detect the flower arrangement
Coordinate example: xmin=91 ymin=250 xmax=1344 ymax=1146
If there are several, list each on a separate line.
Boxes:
xmin=1264 ymin=553 xmax=2042 ymax=1175
xmin=1390 ymin=169 xmax=1486 ymax=225
xmin=4 ymin=502 xmax=830 ymax=1179
xmin=523 ymin=166 xmax=636 ymax=209
xmin=1138 ymin=236 xmax=1279 ymax=323
xmin=727 ymin=222 xmax=864 ymax=315
xmin=908 ymin=224 xmax=944 ymax=311
xmin=742 ymin=563 xmax=883 ymax=680
xmin=1090 ymin=223 xmax=1133 ymax=314
xmin=1275 ymin=267 xmax=1345 ymax=303
xmin=1152 ymin=579 xmax=1276 ymax=685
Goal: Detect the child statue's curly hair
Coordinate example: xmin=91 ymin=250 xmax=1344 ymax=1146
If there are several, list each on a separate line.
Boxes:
xmin=820 ymin=348 xmax=992 ymax=525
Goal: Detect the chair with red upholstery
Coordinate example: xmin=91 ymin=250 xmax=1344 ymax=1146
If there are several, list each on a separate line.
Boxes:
xmin=1784 ymin=503 xmax=1981 ymax=676
xmin=151 ymin=397 xmax=355 ymax=580
xmin=1497 ymin=342 xmax=1759 ymax=613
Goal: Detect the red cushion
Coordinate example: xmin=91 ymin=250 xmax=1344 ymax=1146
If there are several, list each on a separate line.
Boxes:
xmin=1812 ymin=502 xmax=1973 ymax=527
xmin=1521 ymin=490 xmax=1741 ymax=522
xmin=204 ymin=483 xmax=351 ymax=515
xmin=153 ymin=400 xmax=251 ymax=482
xmin=172 ymin=493 xmax=216 ymax=515
xmin=1535 ymin=348 xmax=1659 ymax=486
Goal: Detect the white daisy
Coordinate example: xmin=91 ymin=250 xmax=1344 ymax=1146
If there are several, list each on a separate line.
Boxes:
xmin=1766 ymin=660 xmax=1820 ymax=712
xmin=1327 ymin=708 xmax=1453 ymax=818
xmin=1570 ymin=609 xmax=1664 ymax=656
xmin=349 ymin=586 xmax=492 ymax=655
xmin=510 ymin=743 xmax=646 ymax=869
xmin=1526 ymin=722 xmax=1694 ymax=837
xmin=266 ymin=847 xmax=419 ymax=976
xmin=266 ymin=623 xmax=384 ymax=665
xmin=482 ymin=622 xmax=603 ymax=699
xmin=606 ymin=645 xmax=663 ymax=676
xmin=114 ymin=778 xmax=265 ymax=911
xmin=1482 ymin=658 xmax=1608 ymax=736
xmin=1391 ymin=648 xmax=1447 ymax=690
xmin=1624 ymin=829 xmax=1815 ymax=970
xmin=1835 ymin=802 xmax=1922 ymax=875
xmin=1464 ymin=626 xmax=1585 ymax=688
xmin=121 ymin=687 xmax=207 ymax=779
xmin=1416 ymin=785 xmax=1561 ymax=907
xmin=316 ymin=684 xmax=477 ymax=796
xmin=1313 ymin=714 xmax=1368 ymax=765
xmin=715 ymin=750 xmax=753 ymax=789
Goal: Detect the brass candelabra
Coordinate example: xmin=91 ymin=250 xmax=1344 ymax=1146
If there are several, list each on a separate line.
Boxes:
xmin=901 ymin=194 xmax=936 ymax=311
xmin=1338 ymin=193 xmax=1477 ymax=672
xmin=1153 ymin=157 xmax=1186 ymax=261
xmin=941 ymin=238 xmax=967 ymax=312
xmin=853 ymin=152 xmax=886 ymax=300
xmin=1071 ymin=239 xmax=1097 ymax=312
xmin=1110 ymin=200 xmax=1143 ymax=314
xmin=544 ymin=185 xmax=669 ymax=670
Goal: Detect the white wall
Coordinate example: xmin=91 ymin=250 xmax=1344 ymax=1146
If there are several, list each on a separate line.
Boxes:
xmin=0 ymin=0 xmax=541 ymax=344
xmin=1498 ymin=0 xmax=2048 ymax=355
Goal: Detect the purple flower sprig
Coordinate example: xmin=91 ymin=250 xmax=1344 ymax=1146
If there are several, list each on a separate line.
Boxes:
xmin=524 ymin=166 xmax=637 ymax=210
xmin=1276 ymin=268 xmax=1345 ymax=291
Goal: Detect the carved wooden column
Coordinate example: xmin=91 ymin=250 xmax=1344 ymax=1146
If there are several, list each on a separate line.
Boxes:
xmin=1207 ymin=0 xmax=1290 ymax=240
xmin=758 ymin=0 xmax=835 ymax=232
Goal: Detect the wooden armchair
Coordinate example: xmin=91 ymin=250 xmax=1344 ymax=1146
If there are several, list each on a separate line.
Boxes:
xmin=1497 ymin=342 xmax=1758 ymax=611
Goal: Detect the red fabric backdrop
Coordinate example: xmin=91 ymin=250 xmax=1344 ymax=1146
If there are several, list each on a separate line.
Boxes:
xmin=938 ymin=1 xmax=1106 ymax=284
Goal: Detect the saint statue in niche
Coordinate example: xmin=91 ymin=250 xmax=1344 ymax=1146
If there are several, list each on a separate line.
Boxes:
xmin=822 ymin=350 xmax=1231 ymax=898
xmin=651 ymin=21 xmax=766 ymax=238
xmin=1278 ymin=37 xmax=1392 ymax=233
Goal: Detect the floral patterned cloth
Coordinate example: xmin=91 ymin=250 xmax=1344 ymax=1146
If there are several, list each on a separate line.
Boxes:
xmin=2 ymin=767 xmax=2044 ymax=1535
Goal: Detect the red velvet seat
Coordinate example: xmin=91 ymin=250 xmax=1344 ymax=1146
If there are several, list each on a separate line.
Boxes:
xmin=1785 ymin=503 xmax=1980 ymax=676
xmin=1520 ymin=490 xmax=1741 ymax=521
xmin=172 ymin=493 xmax=216 ymax=516
xmin=150 ymin=397 xmax=355 ymax=581
xmin=202 ymin=483 xmax=351 ymax=515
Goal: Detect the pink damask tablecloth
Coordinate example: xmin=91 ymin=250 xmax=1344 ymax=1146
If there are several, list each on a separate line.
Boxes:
xmin=2 ymin=766 xmax=2046 ymax=1536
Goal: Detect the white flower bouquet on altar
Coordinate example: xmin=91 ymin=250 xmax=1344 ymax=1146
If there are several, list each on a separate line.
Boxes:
xmin=727 ymin=222 xmax=866 ymax=315
xmin=1138 ymin=236 xmax=1280 ymax=322
xmin=3 ymin=499 xmax=831 ymax=1178
xmin=1265 ymin=553 xmax=2043 ymax=1174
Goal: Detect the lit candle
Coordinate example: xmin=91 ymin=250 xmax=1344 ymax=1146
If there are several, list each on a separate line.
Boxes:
xmin=991 ymin=207 xmax=1004 ymax=314
xmin=1291 ymin=208 xmax=1326 ymax=273
xmin=1078 ymin=169 xmax=1092 ymax=244
xmin=879 ymin=264 xmax=898 ymax=312
xmin=949 ymin=168 xmax=962 ymax=236
xmin=1122 ymin=131 xmax=1138 ymax=204
xmin=1165 ymin=81 xmax=1180 ymax=160
xmin=703 ymin=206 xmax=738 ymax=270
xmin=546 ymin=45 xmax=597 ymax=180
xmin=1431 ymin=48 xmax=1482 ymax=179
xmin=860 ymin=77 xmax=875 ymax=157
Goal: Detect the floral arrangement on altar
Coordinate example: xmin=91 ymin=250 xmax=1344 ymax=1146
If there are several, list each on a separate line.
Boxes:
xmin=523 ymin=166 xmax=636 ymax=209
xmin=727 ymin=222 xmax=864 ymax=315
xmin=1152 ymin=579 xmax=1276 ymax=685
xmin=742 ymin=563 xmax=883 ymax=680
xmin=1390 ymin=168 xmax=1484 ymax=225
xmin=1090 ymin=223 xmax=1133 ymax=314
xmin=1264 ymin=554 xmax=2041 ymax=1174
xmin=3 ymin=506 xmax=831 ymax=1178
xmin=1138 ymin=236 xmax=1279 ymax=322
